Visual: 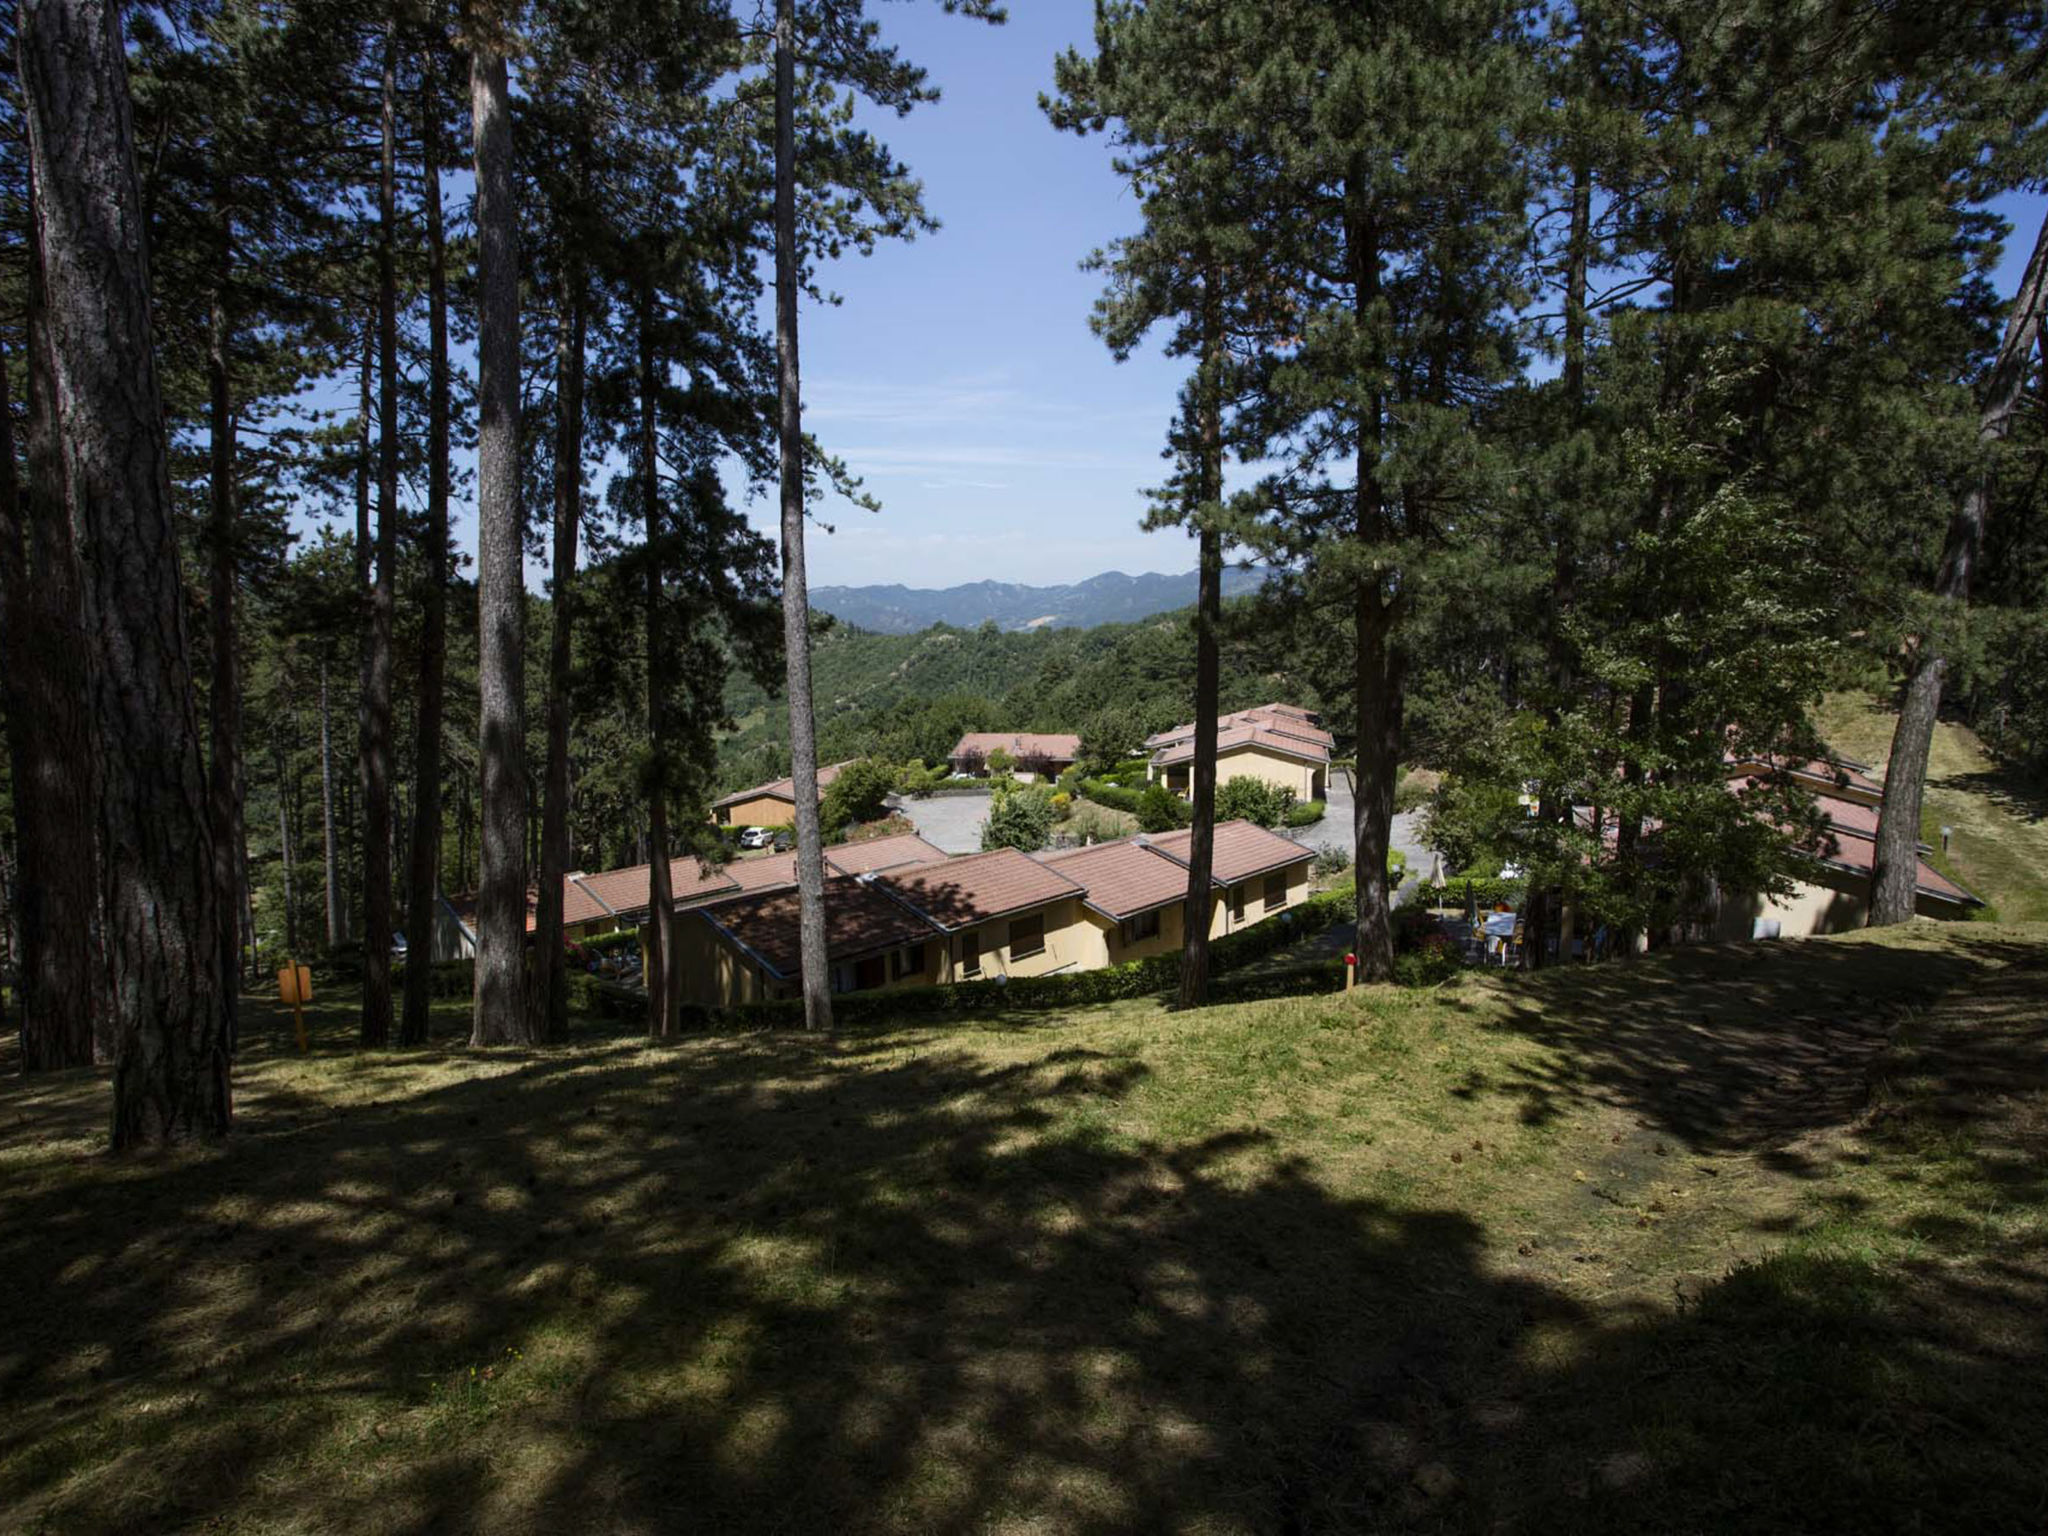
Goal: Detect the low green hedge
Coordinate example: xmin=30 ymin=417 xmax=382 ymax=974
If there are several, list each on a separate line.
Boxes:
xmin=1079 ymin=777 xmax=1147 ymax=814
xmin=1424 ymin=873 xmax=1525 ymax=910
xmin=1284 ymin=798 xmax=1327 ymax=828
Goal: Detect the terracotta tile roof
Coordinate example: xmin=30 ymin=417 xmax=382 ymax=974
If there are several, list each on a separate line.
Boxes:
xmin=1146 ymin=820 xmax=1314 ymax=885
xmin=1039 ymin=837 xmax=1191 ymax=919
xmin=826 ymin=832 xmax=949 ymax=874
xmin=724 ymin=854 xmax=800 ymax=894
xmin=1151 ymin=723 xmax=1331 ymax=770
xmin=1147 ymin=704 xmax=1333 ymax=755
xmin=1803 ymin=821 xmax=1976 ymax=906
xmin=947 ymin=732 xmax=1082 ymax=763
xmin=875 ymin=846 xmax=1086 ymax=931
xmin=711 ymin=760 xmax=855 ymax=812
xmin=565 ymin=855 xmax=742 ymax=925
xmin=1729 ymin=752 xmax=1883 ymax=802
xmin=693 ymin=875 xmax=939 ymax=980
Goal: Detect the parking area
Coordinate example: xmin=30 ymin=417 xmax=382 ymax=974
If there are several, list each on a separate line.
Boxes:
xmin=887 ymin=791 xmax=992 ymax=854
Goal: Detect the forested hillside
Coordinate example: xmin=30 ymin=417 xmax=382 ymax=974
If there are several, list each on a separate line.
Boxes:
xmin=714 ymin=604 xmax=1334 ymax=791
xmin=807 ymin=566 xmax=1269 ymax=634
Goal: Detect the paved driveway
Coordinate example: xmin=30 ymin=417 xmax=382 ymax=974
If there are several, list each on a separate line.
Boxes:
xmin=889 ymin=792 xmax=992 ymax=855
xmin=1284 ymin=770 xmax=1430 ymax=904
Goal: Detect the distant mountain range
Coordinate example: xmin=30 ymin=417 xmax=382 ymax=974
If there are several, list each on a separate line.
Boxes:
xmin=809 ymin=567 xmax=1270 ymax=635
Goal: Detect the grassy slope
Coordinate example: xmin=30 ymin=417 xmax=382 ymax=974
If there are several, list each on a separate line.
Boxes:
xmin=1814 ymin=688 xmax=2048 ymax=923
xmin=3 ymin=927 xmax=2045 ymax=1535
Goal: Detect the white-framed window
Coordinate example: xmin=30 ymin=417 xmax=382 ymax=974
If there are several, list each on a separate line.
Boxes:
xmin=1264 ymin=872 xmax=1288 ymax=912
xmin=1123 ymin=909 xmax=1161 ymax=944
xmin=1231 ymin=883 xmax=1247 ymax=924
xmin=892 ymin=942 xmax=926 ymax=981
xmin=1009 ymin=913 xmax=1046 ymax=960
xmin=960 ymin=929 xmax=981 ymax=977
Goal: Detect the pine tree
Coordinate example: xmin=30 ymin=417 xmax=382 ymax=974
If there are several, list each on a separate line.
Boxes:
xmin=20 ymin=0 xmax=231 ymax=1141
xmin=468 ymin=5 xmax=531 ymax=1046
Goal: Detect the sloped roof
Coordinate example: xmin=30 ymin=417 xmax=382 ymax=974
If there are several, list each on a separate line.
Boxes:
xmin=948 ymin=732 xmax=1082 ymax=763
xmin=1729 ymin=751 xmax=1883 ymax=804
xmin=1146 ymin=820 xmax=1315 ymax=886
xmin=711 ymin=760 xmax=856 ymax=812
xmin=826 ymin=832 xmax=950 ymax=874
xmin=694 ymin=875 xmax=939 ymax=980
xmin=1146 ymin=704 xmax=1333 ymax=755
xmin=1151 ymin=723 xmax=1331 ymax=770
xmin=1039 ymin=837 xmax=1192 ymax=919
xmin=874 ymin=846 xmax=1086 ymax=931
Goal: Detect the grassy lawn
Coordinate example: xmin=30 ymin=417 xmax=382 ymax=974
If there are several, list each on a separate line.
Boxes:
xmin=3 ymin=924 xmax=2045 ymax=1533
xmin=1815 ymin=688 xmax=2048 ymax=923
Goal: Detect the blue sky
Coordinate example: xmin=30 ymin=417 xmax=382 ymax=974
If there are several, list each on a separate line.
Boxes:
xmin=776 ymin=0 xmax=1193 ymax=588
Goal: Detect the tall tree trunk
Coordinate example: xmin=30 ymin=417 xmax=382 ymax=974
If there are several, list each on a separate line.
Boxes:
xmin=206 ymin=197 xmax=244 ymax=1048
xmin=1869 ymin=208 xmax=2048 ymax=925
xmin=637 ymin=282 xmax=677 ymax=1038
xmin=0 ymin=334 xmax=98 ymax=1072
xmin=531 ymin=248 xmax=586 ymax=1044
xmin=320 ymin=659 xmax=343 ymax=946
xmin=360 ymin=21 xmax=399 ymax=1047
xmin=468 ymin=29 xmax=530 ymax=1046
xmin=21 ymin=0 xmax=230 ymax=1142
xmin=775 ymin=0 xmax=832 ymax=1029
xmin=1347 ymin=199 xmax=1400 ymax=982
xmin=275 ymin=732 xmax=298 ymax=958
xmin=1176 ymin=276 xmax=1224 ymax=1009
xmin=402 ymin=44 xmax=450 ymax=1045
xmin=1526 ymin=155 xmax=1593 ymax=972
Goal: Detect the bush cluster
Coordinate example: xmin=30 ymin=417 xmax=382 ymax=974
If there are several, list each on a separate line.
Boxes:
xmin=1283 ymin=798 xmax=1327 ymax=829
xmin=1078 ymin=776 xmax=1145 ymax=814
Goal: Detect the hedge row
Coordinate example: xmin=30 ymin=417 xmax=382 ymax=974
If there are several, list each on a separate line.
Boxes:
xmin=1283 ymin=798 xmax=1327 ymax=828
xmin=1079 ymin=777 xmax=1147 ymax=814
xmin=1420 ymin=874 xmax=1526 ymax=910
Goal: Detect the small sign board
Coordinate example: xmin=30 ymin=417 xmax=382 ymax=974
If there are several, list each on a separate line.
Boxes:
xmin=277 ymin=965 xmax=312 ymax=1005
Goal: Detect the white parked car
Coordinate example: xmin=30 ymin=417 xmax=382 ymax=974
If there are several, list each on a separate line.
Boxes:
xmin=737 ymin=826 xmax=773 ymax=850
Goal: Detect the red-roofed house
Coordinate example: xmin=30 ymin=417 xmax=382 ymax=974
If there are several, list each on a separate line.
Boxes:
xmin=1147 ymin=707 xmax=1332 ymax=802
xmin=710 ymin=761 xmax=857 ymax=828
xmin=1711 ymin=766 xmax=1981 ymax=938
xmin=947 ymin=732 xmax=1082 ymax=781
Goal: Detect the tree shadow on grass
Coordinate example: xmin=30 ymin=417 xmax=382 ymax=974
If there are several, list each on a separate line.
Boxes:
xmin=1933 ymin=761 xmax=2048 ymax=827
xmin=2 ymin=953 xmax=2045 ymax=1533
xmin=1476 ymin=933 xmax=2038 ymax=1155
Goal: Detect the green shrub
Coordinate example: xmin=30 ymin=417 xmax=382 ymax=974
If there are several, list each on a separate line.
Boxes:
xmin=1284 ymin=797 xmax=1326 ymax=828
xmin=1080 ymin=777 xmax=1146 ymax=814
xmin=1138 ymin=782 xmax=1191 ymax=832
xmin=981 ymin=786 xmax=1056 ymax=852
xmin=1314 ymin=845 xmax=1353 ymax=879
xmin=821 ymin=757 xmax=897 ymax=834
xmin=1216 ymin=776 xmax=1294 ymax=828
xmin=1392 ymin=938 xmax=1461 ymax=988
